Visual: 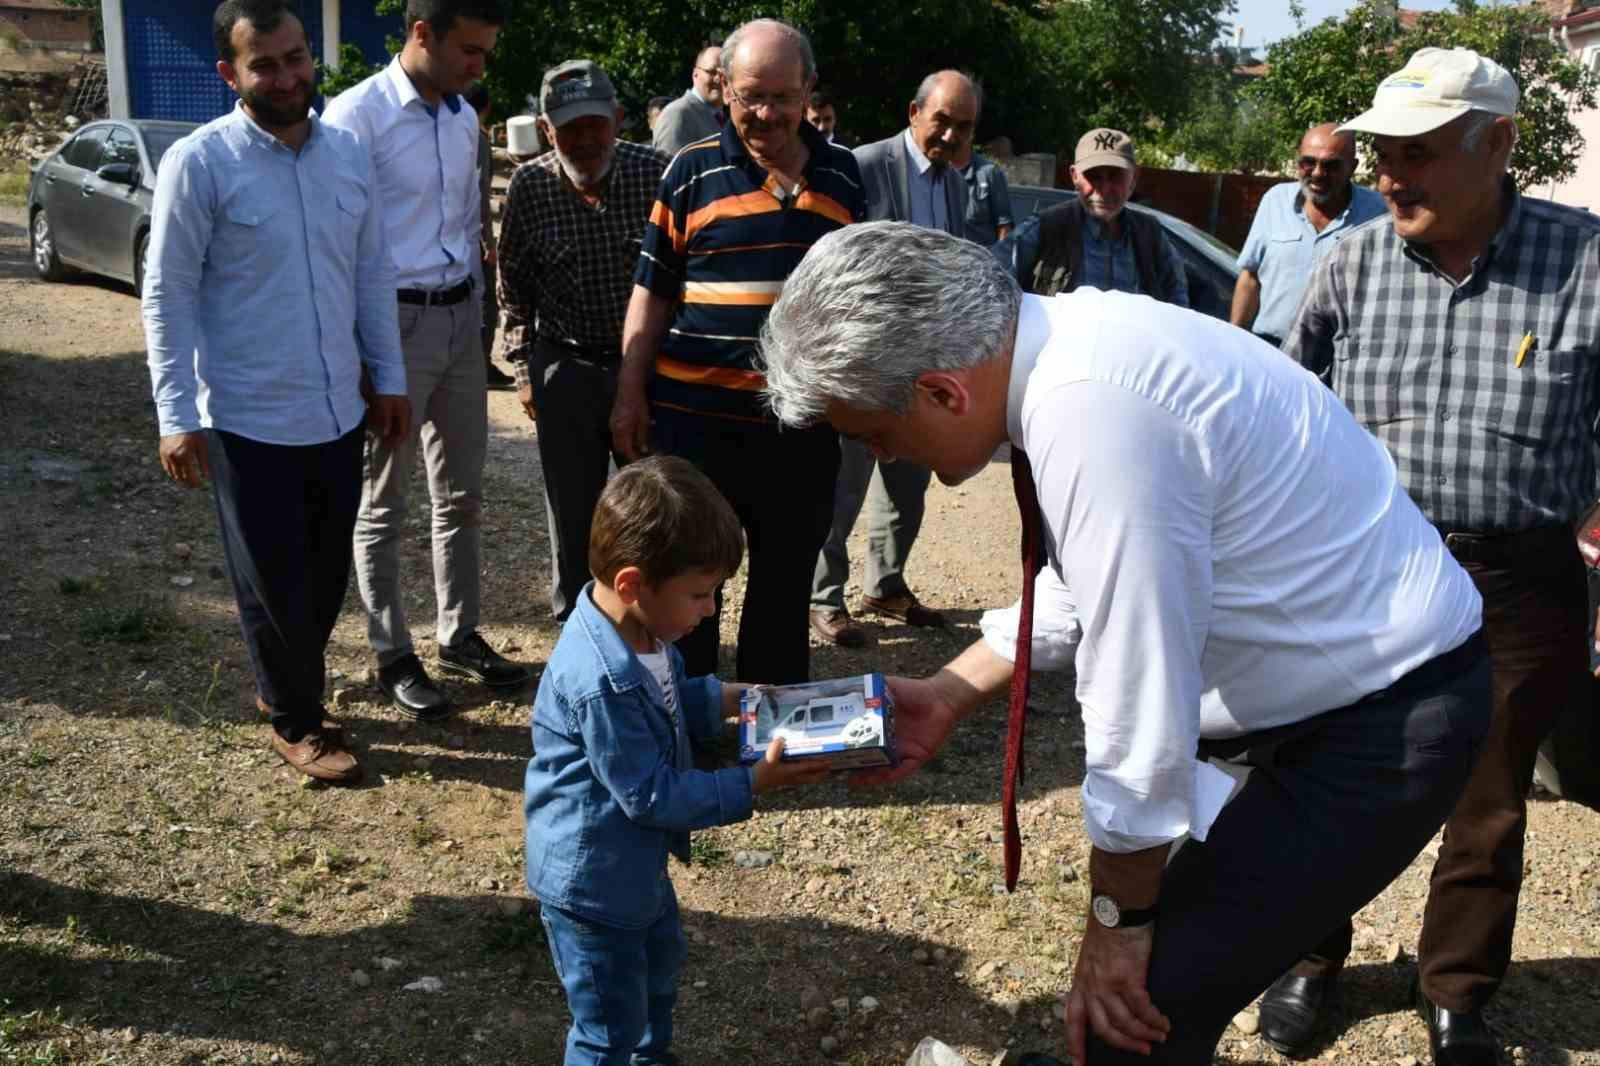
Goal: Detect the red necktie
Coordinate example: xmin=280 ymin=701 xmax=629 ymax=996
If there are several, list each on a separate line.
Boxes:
xmin=1003 ymin=448 xmax=1045 ymax=891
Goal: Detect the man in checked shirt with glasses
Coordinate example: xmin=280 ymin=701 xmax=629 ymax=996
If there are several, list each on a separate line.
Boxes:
xmin=498 ymin=60 xmax=669 ymax=621
xmin=1273 ymin=48 xmax=1600 ymax=1066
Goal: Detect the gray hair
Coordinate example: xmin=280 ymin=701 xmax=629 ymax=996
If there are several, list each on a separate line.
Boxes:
xmin=721 ymin=19 xmax=815 ymax=84
xmin=912 ymin=69 xmax=982 ymax=117
xmin=1458 ymin=108 xmax=1513 ymax=153
xmin=760 ymin=222 xmax=1021 ymax=426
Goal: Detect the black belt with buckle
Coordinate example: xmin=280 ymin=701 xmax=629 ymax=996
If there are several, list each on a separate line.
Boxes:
xmin=1438 ymin=523 xmax=1571 ymax=568
xmin=397 ymin=278 xmax=474 ymax=306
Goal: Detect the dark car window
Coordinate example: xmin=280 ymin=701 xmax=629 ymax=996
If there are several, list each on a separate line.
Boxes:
xmin=61 ymin=127 xmax=110 ymax=171
xmin=102 ymin=127 xmax=141 ymax=170
xmin=140 ymin=127 xmax=188 ymax=174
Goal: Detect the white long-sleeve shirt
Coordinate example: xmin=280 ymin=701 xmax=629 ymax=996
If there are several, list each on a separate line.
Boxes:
xmin=980 ymin=291 xmax=1482 ymax=854
xmin=322 ymin=57 xmax=481 ymax=291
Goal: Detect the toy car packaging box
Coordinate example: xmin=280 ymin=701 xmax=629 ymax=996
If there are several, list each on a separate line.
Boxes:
xmin=738 ymin=673 xmax=897 ymax=771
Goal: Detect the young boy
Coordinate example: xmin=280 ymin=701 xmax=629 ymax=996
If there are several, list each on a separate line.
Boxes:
xmin=525 ymin=455 xmax=829 ymax=1066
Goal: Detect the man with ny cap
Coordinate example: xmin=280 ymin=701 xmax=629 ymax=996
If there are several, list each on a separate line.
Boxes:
xmin=1263 ymin=49 xmax=1600 ymax=1066
xmin=1229 ymin=122 xmax=1385 ymax=348
xmin=758 ymin=218 xmax=1488 ymax=1066
xmin=497 ymin=60 xmax=669 ymax=622
xmin=995 ymin=127 xmax=1186 ymax=306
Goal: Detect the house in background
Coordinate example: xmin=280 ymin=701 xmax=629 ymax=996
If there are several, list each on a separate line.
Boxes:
xmin=1546 ymin=0 xmax=1600 ymax=210
xmin=98 ymin=0 xmax=394 ymax=122
xmin=1 ymin=0 xmax=94 ymax=52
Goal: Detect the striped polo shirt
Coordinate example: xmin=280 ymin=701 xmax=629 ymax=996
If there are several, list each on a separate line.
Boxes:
xmin=634 ymin=119 xmax=866 ymax=422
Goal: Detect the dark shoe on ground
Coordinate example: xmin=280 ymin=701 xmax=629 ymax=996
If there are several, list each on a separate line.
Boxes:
xmin=1259 ymin=967 xmax=1339 ymax=1057
xmin=271 ymin=728 xmax=362 ymax=783
xmin=437 ymin=631 xmax=533 ymax=689
xmin=809 ymin=607 xmax=866 ymax=647
xmin=378 ymin=653 xmax=453 ymax=721
xmin=862 ymin=591 xmax=947 ymax=628
xmin=1416 ymin=979 xmax=1499 ymax=1066
xmin=257 ymin=695 xmax=343 ymax=738
xmin=486 ymin=363 xmax=516 ymax=390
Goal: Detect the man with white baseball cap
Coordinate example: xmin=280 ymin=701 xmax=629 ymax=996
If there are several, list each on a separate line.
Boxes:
xmin=1262 ymin=48 xmax=1600 ymax=1066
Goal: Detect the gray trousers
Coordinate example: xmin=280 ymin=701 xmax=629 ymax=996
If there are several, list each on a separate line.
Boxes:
xmin=353 ymin=297 xmax=487 ymax=666
xmin=811 ymin=436 xmax=931 ymax=610
xmin=530 ymin=341 xmax=622 ymax=621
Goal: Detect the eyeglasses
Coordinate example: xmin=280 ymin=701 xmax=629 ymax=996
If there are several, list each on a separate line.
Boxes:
xmin=694 ymin=66 xmax=722 ymax=78
xmin=724 ymin=84 xmax=805 ymax=112
xmin=1297 ymin=156 xmax=1346 ymax=174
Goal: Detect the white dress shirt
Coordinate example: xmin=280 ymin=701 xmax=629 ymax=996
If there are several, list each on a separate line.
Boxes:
xmin=980 ymin=290 xmax=1482 ymax=854
xmin=901 ymin=129 xmax=950 ymax=233
xmin=322 ymin=57 xmax=481 ymax=291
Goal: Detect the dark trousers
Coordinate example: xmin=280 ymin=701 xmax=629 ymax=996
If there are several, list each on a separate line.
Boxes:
xmin=1086 ymin=640 xmax=1492 ymax=1064
xmin=653 ymin=408 xmax=840 ymax=683
xmin=208 ymin=425 xmax=364 ymax=743
xmin=1300 ymin=534 xmax=1588 ymax=1012
xmin=531 ymin=341 xmax=624 ymax=620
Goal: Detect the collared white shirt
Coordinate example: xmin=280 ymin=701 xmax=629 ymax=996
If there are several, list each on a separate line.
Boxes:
xmin=979 ymin=291 xmax=1482 ymax=854
xmin=322 ymin=56 xmax=481 ymax=290
xmin=901 ymin=128 xmax=950 ymax=233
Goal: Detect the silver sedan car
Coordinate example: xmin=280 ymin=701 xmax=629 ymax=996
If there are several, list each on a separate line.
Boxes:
xmin=27 ymin=119 xmax=196 ymax=296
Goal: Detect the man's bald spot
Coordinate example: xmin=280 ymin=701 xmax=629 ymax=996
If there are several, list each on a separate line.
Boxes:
xmin=916 ymin=69 xmax=980 ymax=114
xmin=1301 ymin=122 xmax=1355 ymax=163
xmin=696 ymin=44 xmax=721 ymax=68
xmin=728 ymin=21 xmax=804 ymax=73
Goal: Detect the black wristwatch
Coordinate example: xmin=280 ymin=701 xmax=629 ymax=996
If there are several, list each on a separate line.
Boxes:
xmin=1091 ymin=892 xmax=1159 ymax=929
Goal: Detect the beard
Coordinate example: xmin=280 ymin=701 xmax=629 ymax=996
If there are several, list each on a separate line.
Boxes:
xmin=555 ymin=142 xmax=615 ymax=188
xmin=240 ymin=81 xmax=313 ymax=129
xmin=1300 ymin=175 xmax=1337 ymax=207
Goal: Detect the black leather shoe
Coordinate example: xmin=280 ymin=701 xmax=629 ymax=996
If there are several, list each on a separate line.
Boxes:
xmin=1259 ymin=968 xmax=1338 ymax=1057
xmin=378 ymin=653 xmax=452 ymax=721
xmin=1416 ymin=980 xmax=1500 ymax=1066
xmin=437 ymin=631 xmax=533 ymax=689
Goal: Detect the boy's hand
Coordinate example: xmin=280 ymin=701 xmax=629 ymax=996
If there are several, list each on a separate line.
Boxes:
xmin=751 ymin=737 xmax=830 ymax=794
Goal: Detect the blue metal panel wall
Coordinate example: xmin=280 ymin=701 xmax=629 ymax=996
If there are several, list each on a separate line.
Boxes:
xmin=124 ymin=1 xmax=323 ymax=122
xmin=340 ymin=3 xmax=401 ymax=68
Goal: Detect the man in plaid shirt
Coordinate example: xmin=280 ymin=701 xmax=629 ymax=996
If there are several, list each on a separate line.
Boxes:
xmin=1271 ymin=49 xmax=1600 ymax=1066
xmin=497 ymin=60 xmax=669 ymax=620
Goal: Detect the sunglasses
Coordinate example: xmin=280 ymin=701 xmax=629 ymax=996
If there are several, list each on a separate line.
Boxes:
xmin=1297 ymin=156 xmax=1346 ymax=174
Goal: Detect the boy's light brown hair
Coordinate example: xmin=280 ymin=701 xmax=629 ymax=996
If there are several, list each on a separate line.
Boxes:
xmin=588 ymin=456 xmax=744 ymax=585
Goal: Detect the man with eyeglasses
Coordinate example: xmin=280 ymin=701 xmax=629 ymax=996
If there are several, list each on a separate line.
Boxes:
xmin=807 ymin=70 xmax=978 ymax=650
xmin=1230 ymin=123 xmax=1384 ymax=348
xmin=610 ymin=18 xmax=866 ymax=685
xmin=652 ymin=44 xmax=724 ymax=157
xmin=995 ymin=128 xmax=1187 ymax=308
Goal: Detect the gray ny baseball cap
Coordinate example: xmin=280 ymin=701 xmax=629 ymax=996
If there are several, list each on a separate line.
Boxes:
xmin=540 ymin=60 xmax=617 ymax=128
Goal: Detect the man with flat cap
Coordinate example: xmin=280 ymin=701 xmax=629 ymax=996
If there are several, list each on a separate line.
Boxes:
xmin=995 ymin=127 xmax=1187 ymax=307
xmin=1263 ymin=48 xmax=1600 ymax=1066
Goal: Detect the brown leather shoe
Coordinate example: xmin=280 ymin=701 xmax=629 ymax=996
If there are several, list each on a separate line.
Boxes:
xmin=862 ymin=592 xmax=947 ymax=628
xmin=810 ymin=607 xmax=866 ymax=647
xmin=271 ymin=729 xmax=363 ymax=783
xmin=257 ymin=695 xmax=343 ymax=739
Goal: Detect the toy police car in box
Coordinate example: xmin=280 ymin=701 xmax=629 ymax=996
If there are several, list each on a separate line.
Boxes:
xmin=739 ymin=673 xmax=897 ymax=771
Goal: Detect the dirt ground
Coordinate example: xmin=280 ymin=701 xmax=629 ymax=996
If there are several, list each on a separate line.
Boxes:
xmin=1 ymin=197 xmax=1597 ymax=1066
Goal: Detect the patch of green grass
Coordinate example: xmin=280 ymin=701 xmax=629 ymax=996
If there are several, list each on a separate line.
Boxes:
xmin=55 ymin=577 xmax=95 ymax=596
xmin=79 ymin=597 xmax=177 ymax=644
xmin=689 ymin=835 xmax=731 ymax=868
xmin=408 ymin=821 xmax=442 ymax=848
xmin=0 ymin=163 xmax=29 ymax=204
xmin=0 ymin=1002 xmax=68 ymax=1065
xmin=482 ymin=912 xmax=544 ymax=956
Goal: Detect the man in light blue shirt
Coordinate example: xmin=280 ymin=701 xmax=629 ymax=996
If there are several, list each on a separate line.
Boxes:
xmin=142 ymin=0 xmax=409 ymax=784
xmin=1230 ymin=123 xmax=1386 ymax=347
xmin=324 ymin=0 xmax=532 ymax=720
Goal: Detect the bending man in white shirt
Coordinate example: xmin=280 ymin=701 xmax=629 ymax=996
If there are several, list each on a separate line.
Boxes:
xmin=758 ymin=221 xmax=1492 ymax=1065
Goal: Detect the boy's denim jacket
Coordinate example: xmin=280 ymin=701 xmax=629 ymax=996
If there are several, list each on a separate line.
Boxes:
xmin=524 ymin=582 xmax=754 ymax=929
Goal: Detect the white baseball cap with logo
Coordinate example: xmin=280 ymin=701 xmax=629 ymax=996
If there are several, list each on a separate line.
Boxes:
xmin=1338 ymin=47 xmax=1519 ymax=138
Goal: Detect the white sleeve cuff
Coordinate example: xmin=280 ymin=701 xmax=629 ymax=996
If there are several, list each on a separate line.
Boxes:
xmin=977 ymin=568 xmax=1082 ymax=671
xmin=1080 ymin=759 xmax=1239 ymax=853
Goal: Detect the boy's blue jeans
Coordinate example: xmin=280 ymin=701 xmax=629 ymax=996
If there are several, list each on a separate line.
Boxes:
xmin=539 ymin=883 xmax=686 ymax=1066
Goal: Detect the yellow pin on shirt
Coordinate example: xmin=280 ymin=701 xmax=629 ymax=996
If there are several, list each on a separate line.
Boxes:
xmin=1515 ymin=333 xmax=1535 ymax=369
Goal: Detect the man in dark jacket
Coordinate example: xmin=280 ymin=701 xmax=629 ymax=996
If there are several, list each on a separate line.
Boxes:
xmin=996 ymin=128 xmax=1187 ymax=306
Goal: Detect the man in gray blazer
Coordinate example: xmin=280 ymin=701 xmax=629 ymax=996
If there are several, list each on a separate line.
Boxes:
xmin=652 ymin=44 xmax=724 ymax=157
xmin=809 ymin=69 xmax=978 ymax=647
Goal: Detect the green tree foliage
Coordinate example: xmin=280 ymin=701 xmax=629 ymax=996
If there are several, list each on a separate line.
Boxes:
xmin=342 ymin=0 xmax=1230 ymax=152
xmin=1155 ymin=72 xmax=1295 ymax=175
xmin=318 ymin=42 xmax=379 ymax=100
xmin=1249 ymin=0 xmax=1600 ymax=189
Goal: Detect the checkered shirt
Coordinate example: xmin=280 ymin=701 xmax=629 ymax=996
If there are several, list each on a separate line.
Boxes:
xmin=496 ymin=139 xmax=669 ymax=390
xmin=1283 ymin=184 xmax=1600 ymax=533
